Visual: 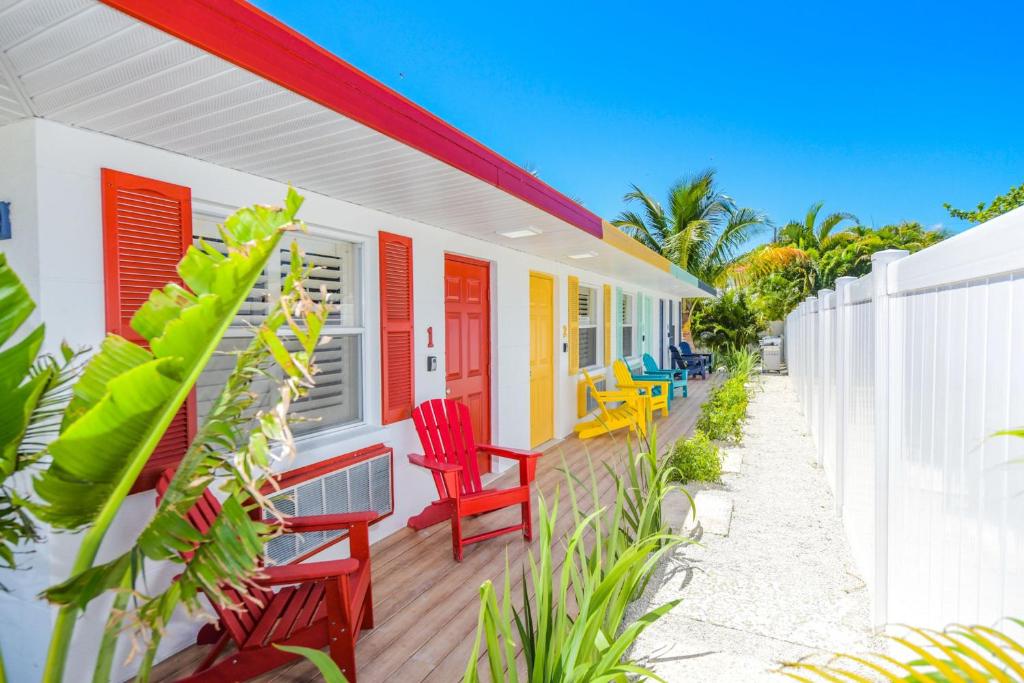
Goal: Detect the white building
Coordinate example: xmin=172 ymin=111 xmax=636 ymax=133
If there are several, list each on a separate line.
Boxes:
xmin=0 ymin=0 xmax=712 ymax=679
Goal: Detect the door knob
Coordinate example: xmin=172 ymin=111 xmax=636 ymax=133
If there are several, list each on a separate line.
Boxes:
xmin=446 ymin=387 xmax=452 ymax=395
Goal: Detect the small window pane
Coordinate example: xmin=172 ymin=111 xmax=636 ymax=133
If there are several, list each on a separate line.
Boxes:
xmin=283 ymin=234 xmax=360 ymax=328
xmin=580 ymin=327 xmax=598 ymax=367
xmin=291 ymin=334 xmax=362 ymax=436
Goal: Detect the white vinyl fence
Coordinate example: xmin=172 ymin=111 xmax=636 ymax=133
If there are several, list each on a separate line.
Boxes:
xmin=785 ymin=206 xmax=1024 ymax=629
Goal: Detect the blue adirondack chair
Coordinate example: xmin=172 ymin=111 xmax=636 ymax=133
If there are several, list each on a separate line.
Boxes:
xmin=681 ymin=342 xmax=714 ymax=374
xmin=641 ymin=353 xmax=688 ymax=398
xmin=670 ymin=343 xmax=710 ymax=379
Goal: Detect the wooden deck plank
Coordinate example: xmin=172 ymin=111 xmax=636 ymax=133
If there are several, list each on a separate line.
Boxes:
xmin=151 ymin=375 xmax=719 ymax=683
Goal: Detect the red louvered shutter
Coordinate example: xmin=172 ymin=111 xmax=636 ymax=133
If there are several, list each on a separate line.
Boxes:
xmin=101 ymin=168 xmax=196 ymax=492
xmin=379 ymin=231 xmax=415 ymax=424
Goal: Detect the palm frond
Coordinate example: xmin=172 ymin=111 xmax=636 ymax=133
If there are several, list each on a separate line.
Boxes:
xmin=778 ymin=621 xmax=1024 ymax=681
xmin=817 ymin=211 xmax=859 ymax=243
xmin=611 ymin=210 xmax=663 ymax=253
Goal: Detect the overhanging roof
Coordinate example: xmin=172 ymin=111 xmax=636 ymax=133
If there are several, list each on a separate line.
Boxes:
xmin=0 ymin=0 xmax=714 ymax=298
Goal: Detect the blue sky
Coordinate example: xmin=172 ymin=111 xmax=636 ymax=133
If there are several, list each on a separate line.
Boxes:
xmin=254 ymin=0 xmax=1022 ymax=243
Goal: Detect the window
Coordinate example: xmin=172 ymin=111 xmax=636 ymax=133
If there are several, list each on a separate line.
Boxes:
xmin=578 ymin=285 xmax=599 ymax=368
xmin=621 ymin=293 xmax=634 ymax=357
xmin=194 ymin=214 xmax=364 ymax=437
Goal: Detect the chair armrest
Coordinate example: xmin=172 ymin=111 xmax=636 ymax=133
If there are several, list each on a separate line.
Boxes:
xmin=594 ymin=389 xmax=638 ymax=403
xmin=476 ymin=444 xmax=542 ymax=460
xmin=631 ymin=377 xmax=670 ymax=394
xmin=408 ymin=453 xmax=462 ymax=473
xmin=255 ymin=558 xmax=361 ymax=586
xmin=281 ymin=511 xmax=376 ymax=534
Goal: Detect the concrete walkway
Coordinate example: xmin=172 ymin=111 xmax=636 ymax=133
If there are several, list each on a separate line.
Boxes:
xmin=631 ymin=374 xmax=885 ymax=681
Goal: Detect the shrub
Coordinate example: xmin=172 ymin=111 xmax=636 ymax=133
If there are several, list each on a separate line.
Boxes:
xmin=667 ymin=431 xmax=721 ymax=483
xmin=720 ymin=347 xmax=760 ymax=376
xmin=696 ymin=374 xmax=751 ymax=443
xmin=690 ymin=289 xmax=761 ymax=354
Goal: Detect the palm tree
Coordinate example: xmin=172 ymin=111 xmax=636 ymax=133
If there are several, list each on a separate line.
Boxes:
xmin=743 ymin=201 xmax=858 ymax=296
xmin=612 ymin=169 xmax=768 ymax=287
xmin=776 ymin=200 xmax=858 ymax=250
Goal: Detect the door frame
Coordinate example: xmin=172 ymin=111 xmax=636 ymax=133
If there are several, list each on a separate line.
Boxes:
xmin=443 ymin=253 xmax=493 ymax=445
xmin=528 ymin=270 xmax=556 ymax=448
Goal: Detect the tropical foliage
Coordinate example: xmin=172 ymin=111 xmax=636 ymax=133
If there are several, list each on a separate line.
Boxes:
xmin=464 ymin=435 xmax=688 ymax=682
xmin=0 ymin=255 xmax=84 ymax=584
xmin=743 ymin=216 xmax=944 ymax=318
xmin=611 ymin=169 xmax=768 ymax=287
xmin=689 ymin=289 xmax=760 ymax=354
xmin=779 ymin=620 xmax=1024 ymax=681
xmin=945 ymin=180 xmax=1024 ymax=224
xmin=0 ymin=189 xmax=331 ymax=682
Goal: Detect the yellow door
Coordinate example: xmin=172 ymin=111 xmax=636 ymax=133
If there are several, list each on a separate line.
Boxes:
xmin=529 ymin=272 xmax=555 ymax=447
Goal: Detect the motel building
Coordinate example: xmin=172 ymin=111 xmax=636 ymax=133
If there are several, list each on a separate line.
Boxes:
xmin=0 ymin=0 xmax=714 ymax=680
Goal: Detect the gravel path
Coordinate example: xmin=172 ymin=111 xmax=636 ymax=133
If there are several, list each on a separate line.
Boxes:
xmin=630 ymin=374 xmax=885 ymax=681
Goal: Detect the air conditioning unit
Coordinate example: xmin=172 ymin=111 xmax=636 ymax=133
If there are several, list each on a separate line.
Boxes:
xmin=264 ymin=444 xmax=393 ymax=566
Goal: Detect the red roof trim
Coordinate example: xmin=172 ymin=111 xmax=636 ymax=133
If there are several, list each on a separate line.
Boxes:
xmin=99 ymin=0 xmax=604 ymax=238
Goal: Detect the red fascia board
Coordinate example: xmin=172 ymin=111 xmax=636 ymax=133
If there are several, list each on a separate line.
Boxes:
xmin=99 ymin=0 xmax=604 ymax=239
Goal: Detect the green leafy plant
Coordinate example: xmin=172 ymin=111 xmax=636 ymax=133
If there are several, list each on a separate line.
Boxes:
xmin=720 ymin=347 xmax=760 ymax=376
xmin=275 ymin=645 xmax=350 ymax=683
xmin=690 ymin=289 xmax=761 ymax=355
xmin=464 ymin=435 xmax=689 ymax=682
xmin=25 ymin=189 xmax=330 ymax=682
xmin=666 ymin=431 xmax=721 ymax=483
xmin=696 ymin=374 xmax=751 ymax=444
xmin=945 ymin=181 xmax=1024 ymax=224
xmin=0 ymin=255 xmax=85 ymax=586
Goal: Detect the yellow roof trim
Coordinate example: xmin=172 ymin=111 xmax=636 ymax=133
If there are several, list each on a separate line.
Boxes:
xmin=600 ymin=221 xmax=671 ymax=273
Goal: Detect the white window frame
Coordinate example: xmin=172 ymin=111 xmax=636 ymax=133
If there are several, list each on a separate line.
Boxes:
xmin=621 ymin=292 xmax=635 ymax=359
xmin=578 ymin=283 xmax=600 ymax=369
xmin=193 ymin=203 xmax=369 ymax=441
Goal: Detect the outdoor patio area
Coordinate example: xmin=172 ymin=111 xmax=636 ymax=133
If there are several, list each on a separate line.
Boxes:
xmin=150 ymin=375 xmax=721 ymax=683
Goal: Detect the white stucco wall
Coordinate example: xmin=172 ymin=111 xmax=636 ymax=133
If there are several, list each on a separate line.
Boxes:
xmin=0 ymin=118 xmax=682 ymax=681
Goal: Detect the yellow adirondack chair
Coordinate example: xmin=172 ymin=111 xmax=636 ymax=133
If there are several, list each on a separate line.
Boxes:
xmin=612 ymin=359 xmax=670 ymax=418
xmin=574 ymin=369 xmax=650 ymax=440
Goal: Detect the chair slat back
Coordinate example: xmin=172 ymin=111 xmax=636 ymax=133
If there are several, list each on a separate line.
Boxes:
xmin=412 ymin=399 xmax=483 ymax=496
xmin=669 ymin=345 xmax=686 ymax=369
xmin=155 ymin=470 xmax=274 ymax=646
xmin=611 ymin=359 xmax=635 ymax=390
xmin=642 ymin=353 xmax=660 ymax=374
xmin=581 ymin=370 xmax=615 ymax=424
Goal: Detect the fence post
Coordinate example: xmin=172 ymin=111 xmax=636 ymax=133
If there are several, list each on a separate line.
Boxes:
xmin=833 ymin=277 xmax=856 ymax=517
xmin=817 ymin=289 xmax=834 ymax=470
xmin=806 ymin=295 xmax=818 ymax=443
xmin=870 ymin=249 xmax=908 ymax=629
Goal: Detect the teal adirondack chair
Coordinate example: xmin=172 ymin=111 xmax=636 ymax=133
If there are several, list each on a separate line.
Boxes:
xmin=622 ymin=357 xmax=673 ymax=411
xmin=640 ymin=353 xmax=688 ymax=398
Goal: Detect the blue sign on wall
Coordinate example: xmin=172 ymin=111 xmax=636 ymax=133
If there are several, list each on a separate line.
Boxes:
xmin=0 ymin=202 xmax=10 ymax=240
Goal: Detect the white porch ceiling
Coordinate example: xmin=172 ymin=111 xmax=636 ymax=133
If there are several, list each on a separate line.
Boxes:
xmin=0 ymin=0 xmax=708 ymax=298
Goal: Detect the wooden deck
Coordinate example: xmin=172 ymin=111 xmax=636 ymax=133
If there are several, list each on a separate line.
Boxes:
xmin=151 ymin=375 xmax=720 ymax=683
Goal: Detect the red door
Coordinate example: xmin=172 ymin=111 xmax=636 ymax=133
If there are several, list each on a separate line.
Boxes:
xmin=444 ymin=255 xmax=491 ymax=473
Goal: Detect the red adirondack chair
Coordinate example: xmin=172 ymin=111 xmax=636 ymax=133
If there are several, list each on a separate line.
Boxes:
xmin=407 ymin=399 xmax=543 ymax=561
xmin=155 ymin=470 xmax=375 ymax=682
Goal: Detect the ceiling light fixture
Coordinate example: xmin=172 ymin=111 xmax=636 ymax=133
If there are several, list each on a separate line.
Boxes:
xmin=497 ymin=227 xmax=541 ymax=239
xmin=567 ymin=251 xmax=598 ymax=260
